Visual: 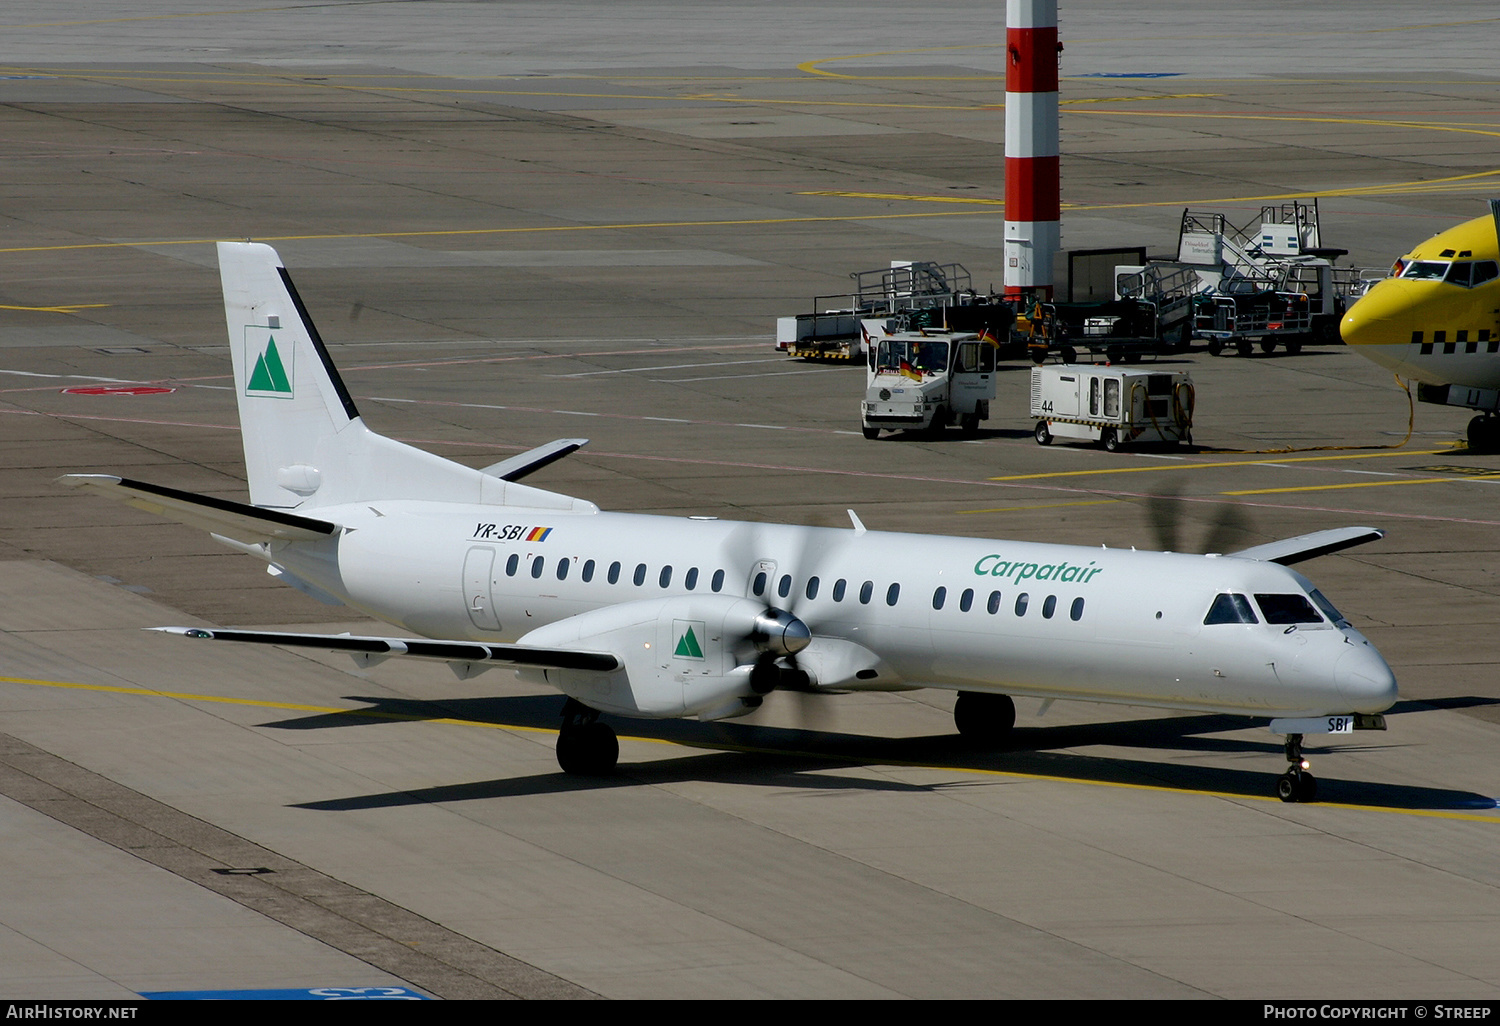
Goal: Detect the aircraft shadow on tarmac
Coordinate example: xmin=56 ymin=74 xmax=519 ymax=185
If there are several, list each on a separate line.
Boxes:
xmin=265 ymin=694 xmax=1497 ymax=814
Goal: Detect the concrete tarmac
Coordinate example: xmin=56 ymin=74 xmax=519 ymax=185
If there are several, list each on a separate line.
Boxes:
xmin=3 ymin=1 xmax=1500 ymax=1000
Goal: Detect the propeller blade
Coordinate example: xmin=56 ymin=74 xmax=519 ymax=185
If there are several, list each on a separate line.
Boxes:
xmin=1144 ymin=481 xmax=1253 ymax=555
xmin=1145 ymin=484 xmax=1182 ymax=552
xmin=1201 ymin=503 xmax=1252 ymax=556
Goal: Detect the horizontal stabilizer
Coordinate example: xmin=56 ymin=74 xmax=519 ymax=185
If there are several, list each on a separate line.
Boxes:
xmin=151 ymin=626 xmax=621 ymax=673
xmin=481 ymin=438 xmax=589 ymax=482
xmin=59 ymin=475 xmax=338 ymax=545
xmin=1228 ymin=526 xmax=1385 ymax=566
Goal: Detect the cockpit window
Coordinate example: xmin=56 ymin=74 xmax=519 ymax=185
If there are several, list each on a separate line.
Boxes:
xmin=1400 ymin=260 xmax=1450 ymax=281
xmin=1308 ymin=588 xmax=1350 ymax=627
xmin=1399 ymin=260 xmax=1499 ymax=288
xmin=1204 ymin=593 xmax=1258 ymax=625
xmin=1254 ymin=593 xmax=1324 ymax=625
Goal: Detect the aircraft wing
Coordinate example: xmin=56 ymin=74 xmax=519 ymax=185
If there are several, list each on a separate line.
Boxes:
xmin=150 ymin=626 xmax=621 ymax=673
xmin=1227 ymin=526 xmax=1385 ymax=566
xmin=59 ymin=474 xmax=338 ymax=545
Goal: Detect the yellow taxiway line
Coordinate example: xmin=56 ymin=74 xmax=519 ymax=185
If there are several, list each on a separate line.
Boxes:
xmin=0 ymin=303 xmax=109 ymax=314
xmin=3 ymin=672 xmax=1495 ymax=822
xmin=1224 ymin=476 xmax=1500 ymax=496
xmin=987 ymin=450 xmax=1453 ymax=483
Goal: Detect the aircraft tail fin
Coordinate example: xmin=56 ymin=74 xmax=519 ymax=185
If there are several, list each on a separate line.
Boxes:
xmin=220 ymin=240 xmax=365 ymax=508
xmin=218 ymin=241 xmax=594 ymax=513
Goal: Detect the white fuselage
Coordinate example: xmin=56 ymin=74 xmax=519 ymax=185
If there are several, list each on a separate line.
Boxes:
xmin=266 ymin=501 xmax=1397 ymax=720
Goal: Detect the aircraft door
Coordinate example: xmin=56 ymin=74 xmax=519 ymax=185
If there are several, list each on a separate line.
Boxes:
xmin=463 ymin=546 xmax=502 ymax=631
xmin=746 ymin=559 xmax=777 ymax=602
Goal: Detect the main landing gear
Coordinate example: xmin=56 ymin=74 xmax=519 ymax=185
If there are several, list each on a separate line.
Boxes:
xmin=1277 ymin=732 xmax=1317 ymax=803
xmin=1468 ymin=414 xmax=1500 ymax=453
xmin=953 ymin=691 xmax=1016 ymax=745
xmin=556 ymin=698 xmax=618 ymax=776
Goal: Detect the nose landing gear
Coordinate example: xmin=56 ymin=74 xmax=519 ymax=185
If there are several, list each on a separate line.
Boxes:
xmin=1276 ymin=733 xmax=1317 ymax=803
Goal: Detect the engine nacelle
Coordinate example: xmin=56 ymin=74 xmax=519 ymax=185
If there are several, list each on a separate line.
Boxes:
xmin=516 ymin=595 xmax=785 ymax=719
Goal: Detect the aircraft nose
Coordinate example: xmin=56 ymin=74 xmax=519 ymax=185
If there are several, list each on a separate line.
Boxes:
xmin=1340 ymin=280 xmax=1415 ymax=347
xmin=1335 ymin=643 xmax=1398 ymax=712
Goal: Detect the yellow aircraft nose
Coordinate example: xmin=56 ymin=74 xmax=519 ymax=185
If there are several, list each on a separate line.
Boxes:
xmin=1340 ymin=279 xmax=1415 ymax=348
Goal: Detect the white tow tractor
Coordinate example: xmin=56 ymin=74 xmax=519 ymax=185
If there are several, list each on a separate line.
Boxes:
xmin=862 ymin=331 xmax=997 ymax=438
xmin=1031 ymin=364 xmax=1194 ymax=451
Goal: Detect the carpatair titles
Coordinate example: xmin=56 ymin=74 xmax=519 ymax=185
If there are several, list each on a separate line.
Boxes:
xmin=246 ymin=334 xmax=292 ymax=396
xmin=973 ymin=554 xmax=1103 ymax=584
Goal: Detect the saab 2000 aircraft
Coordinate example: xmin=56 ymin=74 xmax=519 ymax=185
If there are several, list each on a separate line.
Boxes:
xmin=1341 ymin=200 xmax=1500 ymax=450
xmin=62 ymin=242 xmax=1399 ymax=802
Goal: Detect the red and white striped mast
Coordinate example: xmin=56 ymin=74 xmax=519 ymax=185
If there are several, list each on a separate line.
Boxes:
xmin=1004 ymin=0 xmax=1060 ymax=302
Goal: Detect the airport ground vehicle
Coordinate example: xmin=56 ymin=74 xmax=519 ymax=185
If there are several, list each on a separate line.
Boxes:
xmin=1024 ymin=298 xmax=1188 ymax=364
xmin=1030 ymin=364 xmax=1194 ymax=451
xmin=1117 ymin=202 xmax=1375 ymax=356
xmin=777 ymin=260 xmax=1015 ymax=361
xmin=861 ymin=331 xmax=997 ymax=438
xmin=1196 ymin=288 xmax=1312 ymax=357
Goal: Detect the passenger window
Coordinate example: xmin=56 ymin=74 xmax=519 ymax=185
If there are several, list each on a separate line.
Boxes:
xmin=711 ymin=569 xmax=725 ymax=592
xmin=752 ymin=571 xmax=767 ymax=596
xmin=778 ymin=574 xmax=792 ymax=599
xmin=1042 ymin=595 xmax=1056 ymax=619
xmin=886 ymin=583 xmax=900 ymax=606
xmin=806 ymin=576 xmax=820 ymax=601
xmin=685 ymin=567 xmax=699 ymax=590
xmin=659 ymin=565 xmax=672 ymax=588
xmin=633 ymin=563 xmax=647 ymax=587
xmin=506 ymin=553 xmax=519 ymax=577
xmin=960 ymin=588 xmax=974 ymax=612
xmin=1204 ymin=593 xmax=1258 ymax=625
xmin=833 ymin=579 xmax=847 ymax=602
xmin=531 ymin=556 xmax=544 ymax=579
xmin=859 ymin=581 xmax=874 ymax=605
xmin=933 ymin=586 xmax=947 ymax=610
xmin=582 ymin=559 xmax=595 ymax=583
xmin=1015 ymin=593 xmax=1029 ymax=616
xmin=556 ymin=559 xmax=569 ymax=581
xmin=1254 ymin=593 xmax=1323 ymax=625
xmin=1070 ymin=597 xmax=1085 ymax=621
xmin=607 ymin=561 xmax=621 ymax=585
xmin=987 ymin=590 xmax=1001 ymax=614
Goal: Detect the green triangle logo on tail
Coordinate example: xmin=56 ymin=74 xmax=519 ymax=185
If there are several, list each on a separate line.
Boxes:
xmin=673 ymin=622 xmax=705 ymax=660
xmin=246 ymin=335 xmax=293 ymax=396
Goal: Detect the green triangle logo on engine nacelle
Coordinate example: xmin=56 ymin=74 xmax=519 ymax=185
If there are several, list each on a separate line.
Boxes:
xmin=673 ymin=621 xmax=705 ymax=660
xmin=246 ymin=334 xmax=293 ymax=396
